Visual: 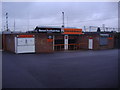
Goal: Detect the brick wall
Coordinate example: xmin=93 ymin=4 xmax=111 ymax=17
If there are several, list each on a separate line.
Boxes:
xmin=77 ymin=35 xmax=88 ymax=49
xmin=35 ymin=33 xmax=54 ymax=53
xmin=4 ymin=34 xmax=16 ymax=52
xmin=77 ymin=33 xmax=114 ymax=50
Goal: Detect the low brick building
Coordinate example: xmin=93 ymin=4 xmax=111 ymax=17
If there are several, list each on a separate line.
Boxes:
xmin=2 ymin=26 xmax=115 ymax=53
xmin=79 ymin=32 xmax=115 ymax=50
xmin=2 ymin=33 xmax=54 ymax=53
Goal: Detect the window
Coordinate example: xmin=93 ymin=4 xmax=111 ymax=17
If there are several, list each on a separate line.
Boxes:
xmin=99 ymin=36 xmax=108 ymax=45
xmin=68 ymin=39 xmax=76 ymax=44
xmin=55 ymin=39 xmax=64 ymax=44
xmin=109 ymin=35 xmax=112 ymax=37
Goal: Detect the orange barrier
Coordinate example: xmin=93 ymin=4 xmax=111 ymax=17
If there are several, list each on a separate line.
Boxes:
xmin=54 ymin=43 xmax=87 ymax=46
xmin=54 ymin=43 xmax=87 ymax=50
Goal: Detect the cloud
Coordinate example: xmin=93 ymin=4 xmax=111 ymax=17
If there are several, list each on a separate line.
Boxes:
xmin=2 ymin=2 xmax=118 ymax=31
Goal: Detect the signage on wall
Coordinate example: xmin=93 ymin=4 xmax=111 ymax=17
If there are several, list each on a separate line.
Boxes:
xmin=108 ymin=37 xmax=113 ymax=39
xmin=47 ymin=35 xmax=53 ymax=39
xmin=37 ymin=29 xmax=61 ymax=33
xmin=63 ymin=28 xmax=82 ymax=35
xmin=47 ymin=35 xmax=53 ymax=42
xmin=47 ymin=39 xmax=53 ymax=42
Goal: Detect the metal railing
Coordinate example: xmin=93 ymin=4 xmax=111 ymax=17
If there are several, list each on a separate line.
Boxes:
xmin=54 ymin=43 xmax=87 ymax=51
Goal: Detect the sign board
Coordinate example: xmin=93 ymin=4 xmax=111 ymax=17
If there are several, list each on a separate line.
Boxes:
xmin=63 ymin=28 xmax=82 ymax=35
xmin=37 ymin=29 xmax=61 ymax=33
xmin=47 ymin=35 xmax=53 ymax=42
xmin=47 ymin=35 xmax=53 ymax=39
xmin=47 ymin=39 xmax=53 ymax=42
xmin=100 ymin=34 xmax=109 ymax=37
xmin=100 ymin=37 xmax=108 ymax=45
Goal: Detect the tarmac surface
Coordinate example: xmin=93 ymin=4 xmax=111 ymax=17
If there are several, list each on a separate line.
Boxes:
xmin=2 ymin=49 xmax=118 ymax=88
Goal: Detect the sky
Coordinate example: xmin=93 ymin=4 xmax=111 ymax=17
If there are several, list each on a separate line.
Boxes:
xmin=1 ymin=2 xmax=118 ymax=32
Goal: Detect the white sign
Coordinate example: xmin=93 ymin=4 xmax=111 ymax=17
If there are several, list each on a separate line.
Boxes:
xmin=38 ymin=29 xmax=61 ymax=33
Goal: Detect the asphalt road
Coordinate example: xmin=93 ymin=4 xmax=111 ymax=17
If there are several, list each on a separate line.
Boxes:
xmin=2 ymin=49 xmax=118 ymax=88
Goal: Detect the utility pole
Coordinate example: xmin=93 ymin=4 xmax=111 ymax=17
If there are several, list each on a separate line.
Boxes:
xmin=27 ymin=11 xmax=30 ymax=32
xmin=102 ymin=24 xmax=105 ymax=32
xmin=84 ymin=26 xmax=86 ymax=32
xmin=27 ymin=15 xmax=29 ymax=31
xmin=61 ymin=12 xmax=64 ymax=32
xmin=62 ymin=12 xmax=68 ymax=50
xmin=89 ymin=26 xmax=91 ymax=32
xmin=14 ymin=18 xmax=15 ymax=32
xmin=62 ymin=12 xmax=64 ymax=27
xmin=4 ymin=25 xmax=5 ymax=31
xmin=106 ymin=27 xmax=108 ymax=31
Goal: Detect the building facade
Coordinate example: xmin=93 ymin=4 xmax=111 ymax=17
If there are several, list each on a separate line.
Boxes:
xmin=2 ymin=26 xmax=115 ymax=53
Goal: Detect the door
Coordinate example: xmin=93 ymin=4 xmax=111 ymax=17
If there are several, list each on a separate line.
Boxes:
xmin=15 ymin=37 xmax=35 ymax=53
xmin=88 ymin=39 xmax=93 ymax=49
xmin=17 ymin=46 xmax=35 ymax=53
xmin=64 ymin=35 xmax=68 ymax=50
xmin=17 ymin=38 xmax=26 ymax=46
xmin=26 ymin=38 xmax=35 ymax=45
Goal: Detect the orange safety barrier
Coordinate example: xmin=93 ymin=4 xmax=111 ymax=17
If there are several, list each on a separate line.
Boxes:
xmin=54 ymin=44 xmax=64 ymax=46
xmin=54 ymin=43 xmax=87 ymax=51
xmin=54 ymin=43 xmax=87 ymax=46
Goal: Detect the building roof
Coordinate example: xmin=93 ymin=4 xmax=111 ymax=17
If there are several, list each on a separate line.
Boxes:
xmin=83 ymin=31 xmax=116 ymax=35
xmin=36 ymin=26 xmax=80 ymax=29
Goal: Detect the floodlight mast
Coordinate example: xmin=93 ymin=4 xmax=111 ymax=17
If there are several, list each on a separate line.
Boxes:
xmin=14 ymin=18 xmax=16 ymax=32
xmin=62 ymin=12 xmax=64 ymax=27
xmin=6 ymin=12 xmax=9 ymax=31
xmin=61 ymin=12 xmax=65 ymax=32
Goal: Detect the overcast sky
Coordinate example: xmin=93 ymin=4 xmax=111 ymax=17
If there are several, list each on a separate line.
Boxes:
xmin=2 ymin=2 xmax=118 ymax=32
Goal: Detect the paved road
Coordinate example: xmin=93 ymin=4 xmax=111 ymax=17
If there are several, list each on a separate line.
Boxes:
xmin=2 ymin=49 xmax=118 ymax=88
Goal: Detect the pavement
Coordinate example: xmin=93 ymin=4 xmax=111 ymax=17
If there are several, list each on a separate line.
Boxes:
xmin=2 ymin=49 xmax=119 ymax=88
